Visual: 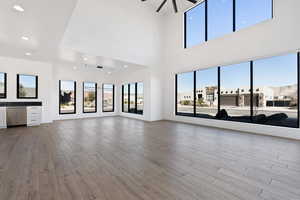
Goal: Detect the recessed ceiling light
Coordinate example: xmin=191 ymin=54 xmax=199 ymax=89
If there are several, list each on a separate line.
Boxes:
xmin=124 ymin=65 xmax=128 ymax=68
xmin=25 ymin=52 xmax=31 ymax=56
xmin=21 ymin=36 xmax=29 ymax=41
xmin=73 ymin=66 xmax=77 ymax=70
xmin=13 ymin=5 xmax=25 ymax=12
xmin=83 ymin=57 xmax=88 ymax=61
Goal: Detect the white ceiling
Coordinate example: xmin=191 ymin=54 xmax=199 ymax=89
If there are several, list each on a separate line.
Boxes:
xmin=0 ymin=0 xmax=197 ymax=72
xmin=0 ymin=0 xmax=77 ymax=61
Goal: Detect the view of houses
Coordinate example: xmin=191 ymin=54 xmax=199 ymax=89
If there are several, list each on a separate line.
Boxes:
xmin=60 ymin=90 xmax=76 ymax=113
xmin=177 ymin=84 xmax=298 ymax=119
xmin=83 ymin=86 xmax=96 ymax=112
xmin=60 ymin=81 xmax=76 ymax=113
xmin=103 ymin=85 xmax=114 ymax=112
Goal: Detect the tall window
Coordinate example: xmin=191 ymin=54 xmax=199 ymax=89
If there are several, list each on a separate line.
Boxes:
xmin=137 ymin=83 xmax=144 ymax=114
xmin=185 ymin=1 xmax=206 ymax=48
xmin=129 ymin=83 xmax=136 ymax=113
xmin=220 ymin=62 xmax=251 ymax=122
xmin=0 ymin=73 xmax=6 ymax=98
xmin=175 ymin=52 xmax=299 ymax=128
xmin=236 ymin=0 xmax=273 ymax=30
xmin=122 ymin=82 xmax=144 ymax=115
xmin=253 ymin=53 xmax=298 ymax=128
xmin=103 ymin=84 xmax=114 ymax=112
xmin=123 ymin=84 xmax=129 ymax=113
xmin=196 ymin=68 xmax=218 ymax=118
xmin=59 ymin=81 xmax=76 ymax=114
xmin=207 ymin=0 xmax=233 ymax=40
xmin=17 ymin=74 xmax=38 ymax=99
xmin=176 ymin=72 xmax=194 ymax=115
xmin=83 ymin=82 xmax=97 ymax=113
xmin=184 ymin=0 xmax=273 ymax=47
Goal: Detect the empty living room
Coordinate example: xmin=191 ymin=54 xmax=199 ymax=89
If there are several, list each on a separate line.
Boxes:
xmin=1 ymin=0 xmax=300 ymax=199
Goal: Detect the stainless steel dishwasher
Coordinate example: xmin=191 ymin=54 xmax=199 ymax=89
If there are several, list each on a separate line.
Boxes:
xmin=6 ymin=107 xmax=27 ymax=127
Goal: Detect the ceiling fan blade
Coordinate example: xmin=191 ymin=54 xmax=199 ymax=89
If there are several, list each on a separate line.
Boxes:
xmin=156 ymin=0 xmax=167 ymax=12
xmin=186 ymin=0 xmax=197 ymax=3
xmin=172 ymin=0 xmax=178 ymax=13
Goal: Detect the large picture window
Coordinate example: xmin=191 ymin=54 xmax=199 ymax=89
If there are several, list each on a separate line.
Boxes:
xmin=0 ymin=73 xmax=7 ymax=98
xmin=137 ymin=83 xmax=144 ymax=115
xmin=176 ymin=72 xmax=194 ymax=115
xmin=236 ymin=0 xmax=273 ymax=31
xmin=129 ymin=83 xmax=136 ymax=113
xmin=196 ymin=67 xmax=218 ymax=118
xmin=83 ymin=82 xmax=97 ymax=113
xmin=253 ymin=53 xmax=298 ymax=128
xmin=207 ymin=0 xmax=233 ymax=40
xmin=122 ymin=82 xmax=144 ymax=115
xmin=17 ymin=74 xmax=38 ymax=99
xmin=103 ymin=84 xmax=114 ymax=112
xmin=176 ymin=52 xmax=299 ymax=128
xmin=185 ymin=1 xmax=206 ymax=48
xmin=123 ymin=84 xmax=129 ymax=113
xmin=59 ymin=80 xmax=76 ymax=114
xmin=184 ymin=0 xmax=273 ymax=47
xmin=220 ymin=62 xmax=251 ymax=122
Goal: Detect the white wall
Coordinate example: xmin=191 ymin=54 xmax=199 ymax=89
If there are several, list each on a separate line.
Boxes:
xmin=62 ymin=0 xmax=164 ymax=67
xmin=52 ymin=64 xmax=117 ymax=120
xmin=0 ymin=56 xmax=53 ymax=123
xmin=114 ymin=67 xmax=163 ymax=122
xmin=0 ymin=56 xmax=118 ymax=124
xmin=160 ymin=0 xmax=300 ymax=139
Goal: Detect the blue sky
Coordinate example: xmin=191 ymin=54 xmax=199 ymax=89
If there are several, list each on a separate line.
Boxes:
xmin=84 ymin=82 xmax=96 ymax=92
xmin=19 ymin=75 xmax=36 ymax=88
xmin=178 ymin=53 xmax=298 ymax=93
xmin=61 ymin=80 xmax=75 ymax=91
xmin=0 ymin=73 xmax=4 ymax=84
xmin=186 ymin=0 xmax=272 ymax=47
xmin=137 ymin=83 xmax=143 ymax=94
xmin=0 ymin=73 xmax=4 ymax=92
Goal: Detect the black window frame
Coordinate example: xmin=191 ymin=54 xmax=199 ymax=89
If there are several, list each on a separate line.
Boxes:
xmin=136 ymin=82 xmax=144 ymax=115
xmin=0 ymin=72 xmax=7 ymax=99
xmin=175 ymin=52 xmax=300 ymax=129
xmin=122 ymin=82 xmax=143 ymax=115
xmin=184 ymin=0 xmax=273 ymax=48
xmin=102 ymin=83 xmax=115 ymax=113
xmin=175 ymin=72 xmax=195 ymax=117
xmin=17 ymin=74 xmax=38 ymax=99
xmin=59 ymin=80 xmax=77 ymax=115
xmin=83 ymin=82 xmax=97 ymax=114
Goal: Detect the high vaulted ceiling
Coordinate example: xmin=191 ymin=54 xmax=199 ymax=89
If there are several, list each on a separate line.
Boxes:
xmin=0 ymin=0 xmax=195 ymax=72
xmin=0 ymin=0 xmax=77 ymax=61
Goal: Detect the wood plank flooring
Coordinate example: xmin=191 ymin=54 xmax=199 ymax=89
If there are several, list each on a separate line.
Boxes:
xmin=0 ymin=116 xmax=300 ymax=200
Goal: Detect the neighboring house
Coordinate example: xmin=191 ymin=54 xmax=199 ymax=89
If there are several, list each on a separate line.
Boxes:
xmin=178 ymin=84 xmax=297 ymax=108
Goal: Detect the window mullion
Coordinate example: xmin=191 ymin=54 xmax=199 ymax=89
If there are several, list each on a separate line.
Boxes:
xmin=233 ymin=0 xmax=236 ymax=31
xmin=250 ymin=61 xmax=254 ymax=122
xmin=194 ymin=71 xmax=196 ymax=116
xmin=205 ymin=0 xmax=208 ymax=41
xmin=218 ymin=67 xmax=221 ymax=112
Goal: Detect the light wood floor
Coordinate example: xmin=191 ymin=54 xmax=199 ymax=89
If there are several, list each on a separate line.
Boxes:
xmin=0 ymin=117 xmax=300 ymax=200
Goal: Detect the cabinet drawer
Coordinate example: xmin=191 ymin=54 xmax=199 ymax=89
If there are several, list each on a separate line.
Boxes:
xmin=27 ymin=107 xmax=42 ymax=113
xmin=27 ymin=118 xmax=41 ymax=126
xmin=27 ymin=113 xmax=41 ymax=118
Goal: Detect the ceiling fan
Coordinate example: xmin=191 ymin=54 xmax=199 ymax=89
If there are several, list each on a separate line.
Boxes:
xmin=142 ymin=0 xmax=198 ymax=13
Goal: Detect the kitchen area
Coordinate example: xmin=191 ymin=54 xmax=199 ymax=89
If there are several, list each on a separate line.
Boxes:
xmin=0 ymin=102 xmax=42 ymax=128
